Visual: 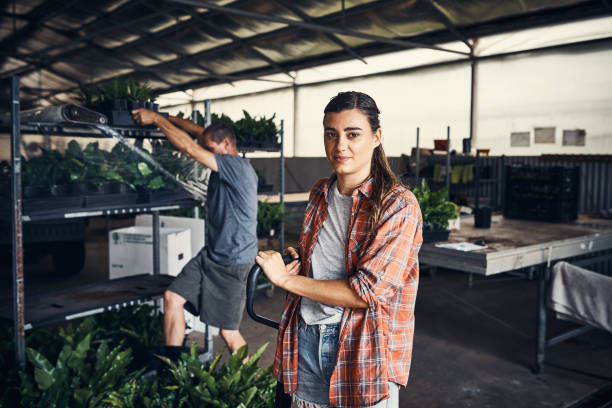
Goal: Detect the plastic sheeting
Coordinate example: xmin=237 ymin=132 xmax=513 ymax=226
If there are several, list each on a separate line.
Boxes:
xmin=0 ymin=0 xmax=607 ymax=109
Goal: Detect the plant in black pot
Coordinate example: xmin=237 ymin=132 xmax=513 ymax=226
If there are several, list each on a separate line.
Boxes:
xmin=257 ymin=200 xmax=284 ymax=239
xmin=412 ymin=179 xmax=458 ymax=243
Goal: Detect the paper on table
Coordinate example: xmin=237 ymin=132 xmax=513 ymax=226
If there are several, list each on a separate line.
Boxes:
xmin=435 ymin=242 xmax=488 ymax=251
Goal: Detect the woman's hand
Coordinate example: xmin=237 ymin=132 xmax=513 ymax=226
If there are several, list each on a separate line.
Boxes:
xmin=255 ymin=249 xmax=300 ymax=288
xmin=284 ymin=246 xmax=301 ymax=276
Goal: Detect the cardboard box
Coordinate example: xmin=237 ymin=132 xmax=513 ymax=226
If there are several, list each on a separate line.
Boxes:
xmin=133 ymin=215 xmax=211 ymax=334
xmin=135 ymin=215 xmax=205 ymax=257
xmin=108 ymin=226 xmax=191 ymax=279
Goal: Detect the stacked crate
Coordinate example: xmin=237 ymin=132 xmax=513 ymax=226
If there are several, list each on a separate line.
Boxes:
xmin=504 ymin=166 xmax=579 ymax=222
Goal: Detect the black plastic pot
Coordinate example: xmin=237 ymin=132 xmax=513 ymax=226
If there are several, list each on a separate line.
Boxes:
xmin=23 ymin=185 xmax=52 ymax=198
xmin=422 ymin=227 xmax=450 ymax=243
xmin=113 ymin=99 xmax=128 ymax=111
xmin=145 ymin=101 xmax=154 ymax=110
xmin=102 ymin=182 xmax=129 ymax=194
xmin=50 ymin=184 xmax=70 ymax=197
xmin=130 ymin=100 xmax=143 ymax=110
xmin=474 ymin=207 xmax=492 ymax=229
xmin=70 ymin=182 xmax=102 ymax=196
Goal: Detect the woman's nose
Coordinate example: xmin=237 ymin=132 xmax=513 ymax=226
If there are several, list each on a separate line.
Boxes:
xmin=336 ymin=135 xmax=348 ymax=151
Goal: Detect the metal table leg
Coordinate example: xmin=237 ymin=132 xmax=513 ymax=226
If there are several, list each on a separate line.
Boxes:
xmin=534 ymin=265 xmax=549 ymax=373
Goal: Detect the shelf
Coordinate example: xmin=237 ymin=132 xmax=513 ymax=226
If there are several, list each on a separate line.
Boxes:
xmin=0 ymin=274 xmax=174 ymax=329
xmin=0 ymin=192 xmax=201 ymax=222
xmin=0 ymin=122 xmax=166 ymax=139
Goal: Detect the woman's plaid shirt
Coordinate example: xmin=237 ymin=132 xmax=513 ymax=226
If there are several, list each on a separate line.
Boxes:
xmin=273 ymin=176 xmax=423 ymax=407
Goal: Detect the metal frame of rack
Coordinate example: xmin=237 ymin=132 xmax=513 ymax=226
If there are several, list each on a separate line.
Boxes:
xmin=5 ymin=77 xmax=201 ymax=367
xmin=6 ymin=87 xmax=286 ymax=367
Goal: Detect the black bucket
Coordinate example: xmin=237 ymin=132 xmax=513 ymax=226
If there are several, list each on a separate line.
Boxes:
xmin=474 ymin=207 xmax=492 ymax=229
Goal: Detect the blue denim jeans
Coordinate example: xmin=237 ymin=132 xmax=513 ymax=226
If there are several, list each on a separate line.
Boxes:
xmin=295 ymin=317 xmax=399 ymax=408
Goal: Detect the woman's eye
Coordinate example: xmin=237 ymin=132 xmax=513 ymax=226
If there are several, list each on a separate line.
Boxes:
xmin=325 ymin=132 xmax=337 ymax=139
xmin=348 ymin=132 xmax=360 ymax=138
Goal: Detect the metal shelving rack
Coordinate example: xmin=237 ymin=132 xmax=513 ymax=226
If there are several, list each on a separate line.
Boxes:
xmin=5 ymin=77 xmax=203 ymax=367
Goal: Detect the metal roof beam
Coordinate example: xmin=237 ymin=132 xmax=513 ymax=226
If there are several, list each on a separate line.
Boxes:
xmin=273 ymin=0 xmax=367 ymax=64
xmin=166 ymin=0 xmax=470 ymax=56
xmin=421 ymin=0 xmax=472 ymax=50
xmin=0 ymin=0 xmax=79 ymax=63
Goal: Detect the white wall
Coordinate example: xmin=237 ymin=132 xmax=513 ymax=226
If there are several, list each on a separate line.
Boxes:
xmin=477 ymin=46 xmax=612 ymax=155
xmin=157 ymin=21 xmax=612 ymax=158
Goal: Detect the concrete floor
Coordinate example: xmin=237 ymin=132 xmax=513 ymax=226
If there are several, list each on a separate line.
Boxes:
xmin=3 ymin=215 xmax=612 ymax=407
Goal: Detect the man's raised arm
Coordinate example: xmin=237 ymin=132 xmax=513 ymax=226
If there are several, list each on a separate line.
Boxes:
xmin=132 ymin=108 xmax=218 ymax=172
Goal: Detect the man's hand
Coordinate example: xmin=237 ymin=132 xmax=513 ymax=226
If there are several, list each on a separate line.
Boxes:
xmin=131 ymin=108 xmax=159 ymax=126
xmin=255 ymin=250 xmax=300 ymax=288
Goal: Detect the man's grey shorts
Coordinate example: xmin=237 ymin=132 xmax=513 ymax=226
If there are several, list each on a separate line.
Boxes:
xmin=167 ymin=248 xmax=253 ymax=330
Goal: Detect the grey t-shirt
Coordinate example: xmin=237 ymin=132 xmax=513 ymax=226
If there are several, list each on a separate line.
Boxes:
xmin=205 ymin=154 xmax=258 ymax=266
xmin=300 ymin=181 xmax=352 ymax=325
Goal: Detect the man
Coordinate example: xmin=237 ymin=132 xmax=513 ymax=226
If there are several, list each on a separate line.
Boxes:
xmin=132 ymin=108 xmax=258 ymax=355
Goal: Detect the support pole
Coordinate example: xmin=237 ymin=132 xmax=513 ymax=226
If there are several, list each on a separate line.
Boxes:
xmin=446 ymin=126 xmax=451 ymax=200
xmin=469 ymin=46 xmax=478 ymax=146
xmin=153 ymin=211 xmax=160 ymax=275
xmin=11 ymin=75 xmax=26 ymax=368
xmin=280 ymin=119 xmax=285 ymax=252
xmin=415 ymin=127 xmax=420 ymax=187
xmin=534 ymin=264 xmax=549 ymax=373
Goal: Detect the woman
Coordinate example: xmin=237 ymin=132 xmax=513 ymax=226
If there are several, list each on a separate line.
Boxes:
xmin=256 ymin=91 xmax=422 ymax=408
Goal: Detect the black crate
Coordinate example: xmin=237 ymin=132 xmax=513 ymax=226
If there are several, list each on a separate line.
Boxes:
xmin=504 ymin=165 xmax=579 ymax=222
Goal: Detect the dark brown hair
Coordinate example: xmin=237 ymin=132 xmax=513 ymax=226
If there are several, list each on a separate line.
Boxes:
xmin=324 ymin=91 xmax=400 ymax=233
xmin=203 ymin=122 xmax=236 ymax=146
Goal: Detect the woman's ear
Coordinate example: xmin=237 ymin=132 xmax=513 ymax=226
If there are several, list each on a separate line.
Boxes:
xmin=373 ymin=128 xmax=382 ymax=148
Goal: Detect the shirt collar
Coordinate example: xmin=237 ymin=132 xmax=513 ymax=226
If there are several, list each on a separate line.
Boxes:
xmin=322 ymin=174 xmax=374 ymax=200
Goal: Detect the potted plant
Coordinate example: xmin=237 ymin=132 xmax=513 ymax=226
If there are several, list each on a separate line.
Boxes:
xmin=257 ymin=200 xmax=284 ymax=239
xmin=412 ymin=179 xmax=458 ymax=243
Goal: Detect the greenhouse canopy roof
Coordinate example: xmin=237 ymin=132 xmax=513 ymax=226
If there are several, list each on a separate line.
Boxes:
xmin=1 ymin=0 xmax=611 ymax=109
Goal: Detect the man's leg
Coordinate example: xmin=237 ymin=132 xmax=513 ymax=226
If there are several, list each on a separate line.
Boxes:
xmin=220 ymin=329 xmax=247 ymax=354
xmin=163 ymin=290 xmax=187 ymax=346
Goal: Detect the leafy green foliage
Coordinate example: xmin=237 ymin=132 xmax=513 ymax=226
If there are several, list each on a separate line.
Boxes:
xmin=412 ymin=179 xmax=458 ymax=231
xmin=1 ymin=306 xmax=276 ymax=408
xmin=77 ymin=79 xmax=156 ymax=112
xmin=20 ymin=139 xmax=190 ymax=191
xmin=257 ymin=201 xmax=285 ymax=238
xmin=20 ymin=319 xmax=139 ymax=408
xmin=157 ymin=342 xmax=275 ymax=408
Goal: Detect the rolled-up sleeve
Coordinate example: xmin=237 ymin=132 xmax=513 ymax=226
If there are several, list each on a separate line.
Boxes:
xmin=349 ymin=194 xmax=422 ymax=307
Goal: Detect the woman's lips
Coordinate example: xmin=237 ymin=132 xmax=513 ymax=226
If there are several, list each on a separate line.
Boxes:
xmin=334 ymin=155 xmax=351 ymax=163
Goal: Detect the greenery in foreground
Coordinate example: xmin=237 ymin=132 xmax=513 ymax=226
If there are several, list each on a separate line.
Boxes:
xmin=0 ymin=305 xmax=275 ymax=408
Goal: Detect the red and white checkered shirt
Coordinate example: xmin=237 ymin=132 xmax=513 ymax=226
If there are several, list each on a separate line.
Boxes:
xmin=272 ymin=175 xmax=422 ymax=407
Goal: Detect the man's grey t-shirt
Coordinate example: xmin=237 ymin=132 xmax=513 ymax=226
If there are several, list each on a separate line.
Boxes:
xmin=206 ymin=154 xmax=258 ymax=266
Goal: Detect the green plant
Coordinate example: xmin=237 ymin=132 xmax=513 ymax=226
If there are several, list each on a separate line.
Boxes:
xmin=412 ymin=179 xmax=458 ymax=231
xmin=77 ymin=79 xmax=156 ymax=112
xmin=20 ymin=319 xmax=139 ymax=408
xmin=158 ymin=342 xmax=275 ymax=408
xmin=257 ymin=201 xmax=285 ymax=238
xmin=234 ymin=110 xmax=277 ymax=146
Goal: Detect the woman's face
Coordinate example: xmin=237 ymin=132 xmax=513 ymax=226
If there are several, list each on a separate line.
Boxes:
xmin=323 ymin=108 xmax=381 ymax=183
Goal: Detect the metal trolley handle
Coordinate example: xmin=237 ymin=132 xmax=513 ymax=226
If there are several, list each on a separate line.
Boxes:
xmin=246 ymin=254 xmax=297 ymax=330
xmin=246 ymin=253 xmax=297 ymax=408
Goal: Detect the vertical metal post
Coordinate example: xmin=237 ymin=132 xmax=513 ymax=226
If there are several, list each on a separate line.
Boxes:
xmin=415 ymin=127 xmax=420 ymax=187
xmin=445 ymin=126 xmax=451 ymax=200
xmin=469 ymin=53 xmax=477 ymax=146
xmin=11 ymin=76 xmax=26 ymax=368
xmin=474 ymin=150 xmax=480 ymax=210
xmin=280 ymin=119 xmax=285 ymax=252
xmin=534 ymin=264 xmax=549 ymax=373
xmin=204 ymin=99 xmax=211 ymax=127
xmin=192 ymin=109 xmax=202 ymax=219
xmin=153 ymin=211 xmax=160 ymax=275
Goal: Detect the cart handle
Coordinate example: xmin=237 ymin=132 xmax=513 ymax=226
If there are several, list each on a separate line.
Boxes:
xmin=246 ymin=254 xmax=297 ymax=330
